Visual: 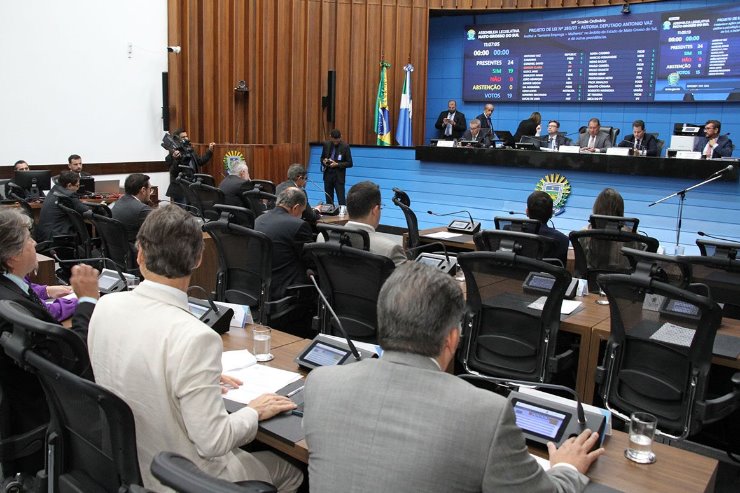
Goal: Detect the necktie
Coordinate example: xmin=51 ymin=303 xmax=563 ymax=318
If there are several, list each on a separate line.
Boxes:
xmin=705 ymin=143 xmax=713 ymax=159
xmin=27 ymin=286 xmax=45 ymax=307
xmin=588 ymin=135 xmax=596 ymax=148
xmin=550 ymin=138 xmax=555 ymax=149
xmin=635 ymin=139 xmax=641 ymax=150
xmin=487 ymin=117 xmax=492 ymax=129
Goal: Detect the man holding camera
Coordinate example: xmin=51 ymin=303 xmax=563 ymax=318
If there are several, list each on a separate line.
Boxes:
xmin=164 ymin=128 xmax=215 ymax=203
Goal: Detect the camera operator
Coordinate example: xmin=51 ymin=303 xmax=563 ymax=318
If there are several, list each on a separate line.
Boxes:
xmin=163 ymin=128 xmax=215 ymax=203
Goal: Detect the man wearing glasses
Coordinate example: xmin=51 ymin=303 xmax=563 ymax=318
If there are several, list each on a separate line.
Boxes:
xmin=693 ymin=120 xmax=734 ymax=158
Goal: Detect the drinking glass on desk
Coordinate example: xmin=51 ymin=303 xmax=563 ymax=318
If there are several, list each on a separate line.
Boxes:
xmin=252 ymin=326 xmax=273 ymax=362
xmin=594 ymin=281 xmax=609 ymax=305
xmin=625 ymin=412 xmax=657 ymax=464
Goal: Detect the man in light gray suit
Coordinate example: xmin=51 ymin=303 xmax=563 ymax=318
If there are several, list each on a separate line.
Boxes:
xmin=577 ymin=117 xmax=612 ymax=153
xmin=304 ymin=262 xmax=603 ymax=492
xmin=317 ymin=181 xmax=407 ymax=266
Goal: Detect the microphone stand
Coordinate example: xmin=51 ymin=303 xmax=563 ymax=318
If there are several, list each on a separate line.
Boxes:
xmin=649 ymin=170 xmax=728 ymax=254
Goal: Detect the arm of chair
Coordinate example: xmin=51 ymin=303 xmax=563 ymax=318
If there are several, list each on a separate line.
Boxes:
xmin=548 ymin=348 xmax=575 ymax=373
xmin=695 ymin=372 xmax=740 ymax=424
xmin=263 ymin=284 xmax=316 ymax=320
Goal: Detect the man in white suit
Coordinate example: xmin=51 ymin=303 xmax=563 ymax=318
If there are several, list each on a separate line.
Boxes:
xmin=304 ymin=262 xmax=603 ymax=493
xmin=318 ymin=181 xmax=407 ymax=265
xmin=577 ymin=117 xmax=612 ymax=153
xmin=87 ymin=206 xmax=303 ymax=492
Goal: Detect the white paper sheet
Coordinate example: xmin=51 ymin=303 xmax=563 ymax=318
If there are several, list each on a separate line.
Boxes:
xmin=222 ymin=364 xmax=302 ymax=405
xmin=424 ymin=231 xmax=463 ymax=239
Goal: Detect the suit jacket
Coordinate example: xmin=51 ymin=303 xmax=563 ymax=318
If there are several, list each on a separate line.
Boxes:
xmin=461 ymin=129 xmax=491 ymax=147
xmin=577 ymin=132 xmax=612 ymax=152
xmin=165 ymin=148 xmax=213 ymax=199
xmin=618 ymin=134 xmax=659 ymax=157
xmin=304 ymin=351 xmax=589 ymax=493
xmin=317 ymin=220 xmax=407 ymax=266
xmin=254 ymin=207 xmax=314 ymax=299
xmin=434 ymin=110 xmax=467 ymax=139
xmin=538 ymin=224 xmax=570 ymax=267
xmin=320 ymin=141 xmax=353 ymax=183
xmin=476 ymin=112 xmax=494 ymax=134
xmin=693 ymin=135 xmax=734 ymax=158
xmin=219 ymin=175 xmax=253 ymax=207
xmin=513 ymin=118 xmax=539 ymax=143
xmin=540 ymin=134 xmax=572 ymax=149
xmin=35 ymin=184 xmax=91 ymax=242
xmin=276 ymin=180 xmax=319 ymax=223
xmin=111 ymin=194 xmax=152 ymax=243
xmin=0 ymin=275 xmax=93 ymax=472
xmin=88 ymin=281 xmax=267 ymax=492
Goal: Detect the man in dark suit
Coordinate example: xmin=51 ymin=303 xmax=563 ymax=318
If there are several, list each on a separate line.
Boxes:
xmin=693 ymin=119 xmax=734 ymax=158
xmin=36 ymin=170 xmax=91 ymax=242
xmin=219 ymin=160 xmax=252 ymax=207
xmin=165 ymin=128 xmax=215 ymax=203
xmin=112 ymin=173 xmax=153 ymax=243
xmin=254 ymin=187 xmax=313 ymax=300
xmin=304 ymin=262 xmax=602 ymax=493
xmin=617 ymin=120 xmax=659 ymax=157
xmin=276 ymin=163 xmax=320 ymax=223
xmin=52 ymin=154 xmax=93 ymax=185
xmin=320 ymin=129 xmax=353 ymax=206
xmin=0 ymin=208 xmax=99 ymax=476
xmin=461 ymin=119 xmax=491 ymax=147
xmin=476 ymin=103 xmax=495 ymax=138
xmin=540 ymin=120 xmax=572 ymax=150
xmin=527 ymin=191 xmax=569 ymax=266
xmin=434 ymin=99 xmax=466 ymax=140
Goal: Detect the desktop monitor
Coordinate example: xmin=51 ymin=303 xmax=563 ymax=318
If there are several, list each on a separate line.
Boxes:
xmin=517 ymin=135 xmax=542 ymax=150
xmin=77 ymin=176 xmax=96 ymax=195
xmin=13 ymin=169 xmax=51 ymax=199
xmin=493 ymin=130 xmax=514 ymax=147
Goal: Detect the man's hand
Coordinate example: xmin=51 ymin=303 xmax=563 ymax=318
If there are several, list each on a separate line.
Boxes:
xmin=247 ymin=393 xmax=297 ymax=420
xmin=46 ymin=285 xmax=73 ymax=299
xmin=208 ymin=142 xmax=216 ymax=151
xmin=219 ymin=374 xmax=243 ymax=394
xmin=547 ymin=429 xmax=604 ymax=475
xmin=70 ymin=264 xmax=100 ymax=300
xmin=172 ymin=150 xmax=182 ymax=158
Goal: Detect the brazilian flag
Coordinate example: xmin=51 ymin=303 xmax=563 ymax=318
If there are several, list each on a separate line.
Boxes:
xmin=375 ymin=61 xmax=392 ymax=146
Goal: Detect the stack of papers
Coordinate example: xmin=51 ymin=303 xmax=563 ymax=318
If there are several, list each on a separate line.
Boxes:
xmin=221 ymin=350 xmax=302 ymax=404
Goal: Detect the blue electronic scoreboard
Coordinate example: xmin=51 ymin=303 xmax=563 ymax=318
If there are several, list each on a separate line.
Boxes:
xmin=463 ymin=5 xmax=740 ymax=103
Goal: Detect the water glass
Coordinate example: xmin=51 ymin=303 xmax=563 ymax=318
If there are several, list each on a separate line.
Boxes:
xmin=126 ymin=276 xmax=140 ymax=291
xmin=625 ymin=412 xmax=657 ymax=464
xmin=338 ymin=205 xmax=347 ymax=216
xmin=253 ymin=326 xmax=273 ymax=362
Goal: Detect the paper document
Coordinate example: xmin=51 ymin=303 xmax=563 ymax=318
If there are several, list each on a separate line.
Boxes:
xmin=528 ymin=297 xmax=582 ymax=315
xmin=221 ymin=350 xmax=302 ymax=404
xmin=425 ymin=231 xmax=463 ymax=240
xmin=322 ymin=334 xmax=383 ymax=356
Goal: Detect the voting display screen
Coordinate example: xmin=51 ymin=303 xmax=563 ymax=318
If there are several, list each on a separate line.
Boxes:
xmin=463 ymin=5 xmax=740 ymax=103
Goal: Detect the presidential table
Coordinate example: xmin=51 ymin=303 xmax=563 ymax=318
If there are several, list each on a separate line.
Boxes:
xmin=221 ymin=324 xmax=719 ymax=493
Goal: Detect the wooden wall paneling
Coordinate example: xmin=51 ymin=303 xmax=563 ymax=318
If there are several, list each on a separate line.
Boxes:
xmin=334 ymin=1 xmax=353 ymax=142
xmin=233 ymin=0 xmax=248 ymax=144
xmin=381 ymin=2 xmax=397 ymax=143
xmin=290 ymin=1 xmax=308 ymax=149
xmin=275 ymin=0 xmax=293 ymax=144
xmin=167 ymin=1 xmax=182 ymax=128
xmin=412 ymin=4 xmax=430 ymax=144
xmin=304 ymin=0 xmax=325 ymax=153
xmin=362 ymin=2 xmax=379 ymax=144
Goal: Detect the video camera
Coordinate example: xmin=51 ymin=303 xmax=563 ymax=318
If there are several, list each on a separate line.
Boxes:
xmin=161 ymin=132 xmax=194 ymax=158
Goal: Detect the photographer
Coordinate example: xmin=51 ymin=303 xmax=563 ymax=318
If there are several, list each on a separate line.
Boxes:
xmin=163 ymin=128 xmax=215 ymax=203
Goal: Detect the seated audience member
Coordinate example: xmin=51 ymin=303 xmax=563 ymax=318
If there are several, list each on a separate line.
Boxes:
xmin=219 ymin=160 xmax=252 ymax=207
xmin=304 ymin=262 xmax=603 ymax=493
xmin=276 ymin=164 xmax=320 ymax=222
xmin=693 ymin=119 xmax=733 ymax=158
xmin=577 ymin=118 xmax=612 ymax=153
xmin=0 ymin=208 xmax=98 ymax=476
xmin=87 ymin=206 xmax=303 ymax=492
xmin=513 ymin=111 xmax=542 ymax=143
xmin=112 ymin=173 xmax=153 ymax=244
xmin=67 ymin=154 xmax=91 ymax=177
xmin=461 ymin=119 xmax=490 ymax=147
xmin=5 ymin=160 xmax=44 ymax=200
xmin=527 ymin=191 xmax=569 ymax=266
xmin=591 ymin=187 xmax=624 ymax=220
xmin=582 ymin=188 xmax=633 ymax=270
xmin=541 ymin=120 xmax=571 ymax=150
xmin=617 ymin=120 xmax=659 ymax=157
xmin=36 ymin=170 xmax=91 ymax=242
xmin=254 ymin=187 xmax=313 ymax=300
xmin=319 ymin=181 xmax=406 ymax=266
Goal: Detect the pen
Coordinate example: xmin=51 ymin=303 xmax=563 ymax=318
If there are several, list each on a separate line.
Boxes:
xmin=286 ymin=385 xmax=304 ymax=398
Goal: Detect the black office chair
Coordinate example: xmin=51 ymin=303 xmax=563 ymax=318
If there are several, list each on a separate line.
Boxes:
xmin=595 ymin=273 xmax=739 ymax=440
xmin=190 ymin=182 xmax=225 ymax=221
xmin=647 ymin=132 xmax=664 ymax=156
xmin=240 ymin=190 xmax=277 ymax=219
xmin=213 ymin=204 xmax=255 ymax=229
xmin=57 ymin=202 xmax=100 ymax=259
xmin=193 ymin=173 xmax=216 ymax=187
xmin=696 ymin=238 xmax=740 ymax=260
xmin=493 ymin=216 xmax=541 ymax=234
xmin=89 ymin=213 xmax=140 ymax=275
xmin=176 ymin=175 xmax=201 ymax=211
xmin=622 ymin=247 xmax=693 ymax=288
xmin=203 ymin=219 xmax=312 ymax=327
xmin=588 ymin=214 xmax=639 ymax=233
xmin=316 ymin=223 xmax=371 ymax=250
xmin=391 ymin=188 xmax=420 ymax=257
xmin=682 ymin=255 xmax=740 ymax=320
xmin=473 ymin=230 xmax=552 ymax=260
xmin=248 ymin=180 xmax=277 ymax=196
xmin=457 ymin=251 xmax=574 ymax=383
xmin=569 ymin=229 xmax=659 ymax=291
xmin=150 ymin=452 xmax=276 ymax=493
xmin=303 ymin=242 xmax=395 ymax=343
xmin=600 ymin=126 xmax=619 ymax=146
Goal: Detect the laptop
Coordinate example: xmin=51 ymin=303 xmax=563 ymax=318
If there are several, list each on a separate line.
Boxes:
xmin=95 ymin=179 xmax=121 ymax=194
xmin=493 ymin=130 xmax=514 ymax=147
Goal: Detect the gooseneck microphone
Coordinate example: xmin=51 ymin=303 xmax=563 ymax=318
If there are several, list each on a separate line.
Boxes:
xmin=428 ymin=209 xmax=476 ymax=224
xmin=428 ymin=209 xmax=481 ymax=234
xmin=697 ymin=231 xmax=740 ymax=243
xmin=708 ymin=164 xmax=735 ymax=178
xmin=306 ymin=269 xmax=361 ymax=361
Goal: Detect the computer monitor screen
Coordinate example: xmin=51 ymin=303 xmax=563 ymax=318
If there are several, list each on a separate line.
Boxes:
xmin=78 ymin=176 xmax=95 ymax=195
xmin=13 ymin=170 xmax=51 ymax=193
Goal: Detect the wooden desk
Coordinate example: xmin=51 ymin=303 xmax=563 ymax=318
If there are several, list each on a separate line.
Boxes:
xmin=30 ymin=253 xmax=56 ymax=286
xmin=584 ymin=315 xmax=740 ymax=404
xmin=317 ymin=215 xmax=348 ymax=225
xmin=224 ymin=327 xmax=718 ymax=492
xmin=190 ymin=231 xmax=217 ymax=293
